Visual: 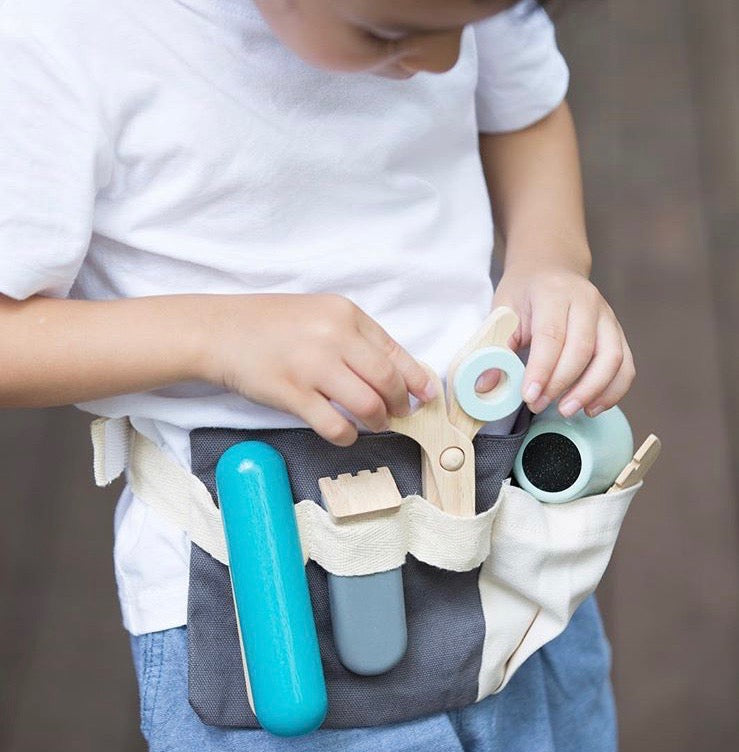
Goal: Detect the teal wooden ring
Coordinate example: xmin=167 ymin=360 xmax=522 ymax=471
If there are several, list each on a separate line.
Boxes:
xmin=453 ymin=346 xmax=525 ymax=423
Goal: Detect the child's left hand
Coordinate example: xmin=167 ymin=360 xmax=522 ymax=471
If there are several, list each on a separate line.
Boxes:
xmin=481 ymin=264 xmax=636 ymax=418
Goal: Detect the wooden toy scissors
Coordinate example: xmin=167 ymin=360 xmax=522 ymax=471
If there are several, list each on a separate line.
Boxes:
xmin=389 ymin=307 xmax=526 ymax=518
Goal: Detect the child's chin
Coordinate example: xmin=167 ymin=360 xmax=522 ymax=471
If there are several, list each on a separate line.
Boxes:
xmin=373 ymin=65 xmax=416 ymax=80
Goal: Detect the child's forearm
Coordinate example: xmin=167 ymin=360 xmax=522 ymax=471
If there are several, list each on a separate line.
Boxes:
xmin=0 ymin=293 xmax=206 ymax=407
xmin=479 ymin=101 xmax=635 ymax=418
xmin=479 ymin=100 xmax=592 ymax=277
xmin=0 ymin=292 xmax=435 ymax=447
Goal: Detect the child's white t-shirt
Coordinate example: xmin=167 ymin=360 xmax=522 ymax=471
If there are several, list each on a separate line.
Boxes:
xmin=0 ymin=0 xmax=568 ymax=634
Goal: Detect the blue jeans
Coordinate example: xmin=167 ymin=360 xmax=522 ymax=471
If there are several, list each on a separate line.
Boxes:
xmin=129 ymin=596 xmax=617 ymax=752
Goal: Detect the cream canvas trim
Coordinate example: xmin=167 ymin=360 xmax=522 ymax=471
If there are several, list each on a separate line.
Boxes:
xmin=475 ymin=480 xmax=641 ymax=699
xmin=91 ymin=416 xmax=130 ymax=486
xmin=91 ymin=416 xmax=640 ymax=704
xmin=294 ymin=493 xmax=497 ymax=575
xmin=90 ymin=417 xmax=499 ymax=576
xmin=91 ymin=416 xmax=229 ymax=565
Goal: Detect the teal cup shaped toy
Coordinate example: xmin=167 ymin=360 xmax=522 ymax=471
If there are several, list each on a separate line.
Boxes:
xmin=513 ymin=404 xmax=634 ymax=503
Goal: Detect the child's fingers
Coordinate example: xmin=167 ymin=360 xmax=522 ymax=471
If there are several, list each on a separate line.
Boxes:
xmin=535 ymin=301 xmax=597 ymax=408
xmin=521 ymin=294 xmax=569 ymax=412
xmin=582 ymin=334 xmax=636 ymax=416
xmin=356 ymin=315 xmax=436 ymax=403
xmin=556 ymin=314 xmax=626 ymax=417
xmin=581 ymin=361 xmax=635 ymax=418
xmin=321 ymin=362 xmax=391 ymax=433
xmin=286 ymin=385 xmax=359 ymax=447
xmin=343 ymin=339 xmax=411 ymax=419
xmin=475 ymin=368 xmax=502 ymax=393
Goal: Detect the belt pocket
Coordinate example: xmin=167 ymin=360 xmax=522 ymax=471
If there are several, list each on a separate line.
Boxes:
xmin=476 ymin=479 xmax=641 ymax=698
xmin=183 ymin=417 xmax=639 ymax=730
xmin=186 ymin=423 xmax=529 ymax=730
xmin=90 ymin=415 xmax=641 ymax=730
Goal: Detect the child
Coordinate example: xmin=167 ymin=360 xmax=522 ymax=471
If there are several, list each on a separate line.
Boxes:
xmin=0 ymin=0 xmax=636 ymax=749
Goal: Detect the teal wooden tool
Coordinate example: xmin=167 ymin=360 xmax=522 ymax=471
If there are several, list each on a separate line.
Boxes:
xmin=513 ymin=404 xmax=634 ymax=502
xmin=215 ymin=441 xmax=327 ymax=737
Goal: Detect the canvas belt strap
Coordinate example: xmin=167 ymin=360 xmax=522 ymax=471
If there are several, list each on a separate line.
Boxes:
xmin=90 ymin=416 xmax=498 ymax=576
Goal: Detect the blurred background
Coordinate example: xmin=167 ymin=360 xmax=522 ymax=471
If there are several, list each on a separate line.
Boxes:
xmin=1 ymin=0 xmax=737 ymax=750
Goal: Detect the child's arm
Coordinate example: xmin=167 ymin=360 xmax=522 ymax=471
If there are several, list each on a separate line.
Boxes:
xmin=479 ymin=100 xmax=636 ymax=418
xmin=0 ymin=292 xmax=434 ymax=446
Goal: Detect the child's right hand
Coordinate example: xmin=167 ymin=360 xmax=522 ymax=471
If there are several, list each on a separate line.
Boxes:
xmin=196 ymin=293 xmax=437 ymax=446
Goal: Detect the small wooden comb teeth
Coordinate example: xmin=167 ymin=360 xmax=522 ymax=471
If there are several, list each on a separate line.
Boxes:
xmin=318 ymin=466 xmax=402 ymax=520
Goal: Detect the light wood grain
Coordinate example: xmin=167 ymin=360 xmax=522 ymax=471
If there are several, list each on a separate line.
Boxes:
xmin=389 ymin=308 xmax=521 ymax=517
xmin=608 ymin=434 xmax=661 ymax=493
xmin=318 ymin=467 xmax=402 ymax=519
xmin=389 ymin=366 xmax=477 ymax=517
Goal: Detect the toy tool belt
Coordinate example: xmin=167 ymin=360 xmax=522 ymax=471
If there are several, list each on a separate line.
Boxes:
xmin=90 ymin=413 xmax=642 ymax=730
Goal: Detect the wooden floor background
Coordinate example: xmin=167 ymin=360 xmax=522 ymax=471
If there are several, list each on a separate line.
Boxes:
xmin=1 ymin=1 xmax=737 ymax=750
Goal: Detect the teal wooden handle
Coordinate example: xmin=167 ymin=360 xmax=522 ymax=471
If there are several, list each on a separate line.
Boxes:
xmin=215 ymin=441 xmax=327 ymax=737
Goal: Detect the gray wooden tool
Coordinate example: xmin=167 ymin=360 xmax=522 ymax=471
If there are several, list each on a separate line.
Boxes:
xmin=318 ymin=468 xmax=407 ymax=675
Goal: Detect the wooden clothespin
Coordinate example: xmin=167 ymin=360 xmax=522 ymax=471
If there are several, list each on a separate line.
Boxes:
xmin=607 ymin=434 xmax=661 ymax=493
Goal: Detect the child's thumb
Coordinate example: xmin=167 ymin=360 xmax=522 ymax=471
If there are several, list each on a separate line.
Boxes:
xmin=475 ymin=368 xmax=503 ymax=394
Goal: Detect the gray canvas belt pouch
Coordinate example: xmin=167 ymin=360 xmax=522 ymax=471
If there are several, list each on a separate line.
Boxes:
xmin=187 ymin=410 xmax=531 ymax=729
xmin=89 ymin=408 xmax=641 ymax=731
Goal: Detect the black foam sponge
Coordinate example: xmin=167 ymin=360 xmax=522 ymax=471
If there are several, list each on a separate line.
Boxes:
xmin=521 ymin=432 xmax=581 ymax=493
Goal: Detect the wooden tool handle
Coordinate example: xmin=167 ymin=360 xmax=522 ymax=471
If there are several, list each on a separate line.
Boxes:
xmin=318 ymin=468 xmax=408 ymax=676
xmin=607 ymin=434 xmax=661 ymax=493
xmin=216 ymin=442 xmax=327 ymax=736
xmin=389 ymin=365 xmax=476 ymax=516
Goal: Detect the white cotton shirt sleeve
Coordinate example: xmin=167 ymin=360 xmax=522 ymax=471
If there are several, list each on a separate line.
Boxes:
xmin=474 ymin=0 xmax=570 ymax=133
xmin=0 ymin=14 xmax=109 ymax=300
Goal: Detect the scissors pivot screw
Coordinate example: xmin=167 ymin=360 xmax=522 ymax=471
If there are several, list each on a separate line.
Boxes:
xmin=440 ymin=447 xmax=466 ymax=472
